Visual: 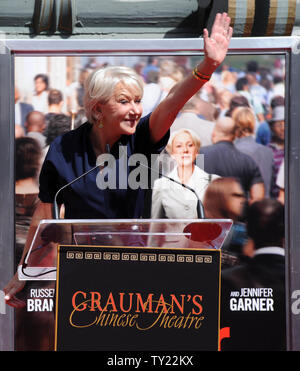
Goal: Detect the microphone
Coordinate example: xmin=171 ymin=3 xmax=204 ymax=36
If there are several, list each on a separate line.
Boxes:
xmin=53 ymin=144 xmax=111 ymax=219
xmin=53 ymin=159 xmax=106 ymax=219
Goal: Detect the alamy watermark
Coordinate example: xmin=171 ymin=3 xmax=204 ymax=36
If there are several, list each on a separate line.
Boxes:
xmin=95 ymin=146 xmax=205 ymax=192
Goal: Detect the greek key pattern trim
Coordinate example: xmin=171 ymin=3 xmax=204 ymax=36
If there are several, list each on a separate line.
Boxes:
xmin=65 ymin=251 xmax=213 ymax=264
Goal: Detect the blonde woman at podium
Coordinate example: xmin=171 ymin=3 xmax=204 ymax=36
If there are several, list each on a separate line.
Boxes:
xmin=4 ymin=13 xmax=233 ymax=308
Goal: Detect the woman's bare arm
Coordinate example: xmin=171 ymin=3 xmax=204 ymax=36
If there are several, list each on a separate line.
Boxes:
xmin=149 ymin=13 xmax=233 ymax=143
xmin=3 ymin=202 xmax=53 ymax=308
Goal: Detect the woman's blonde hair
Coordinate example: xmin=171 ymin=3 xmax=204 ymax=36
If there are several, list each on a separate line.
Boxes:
xmin=232 ymin=106 xmax=256 ymax=137
xmin=166 ymin=128 xmax=201 ymax=155
xmin=84 ymin=66 xmax=144 ymax=124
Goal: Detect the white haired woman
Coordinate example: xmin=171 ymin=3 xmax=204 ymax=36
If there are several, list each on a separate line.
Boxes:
xmin=151 ymin=129 xmax=219 ymax=219
xmin=4 ymin=13 xmax=232 ymax=307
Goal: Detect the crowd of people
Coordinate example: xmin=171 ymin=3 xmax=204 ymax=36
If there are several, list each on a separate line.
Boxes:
xmin=11 ymin=19 xmax=286 ymax=350
xmin=14 ymin=54 xmax=286 ymax=206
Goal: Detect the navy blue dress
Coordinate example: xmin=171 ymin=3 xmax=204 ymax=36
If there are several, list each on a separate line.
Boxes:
xmin=39 ymin=114 xmax=169 ymax=219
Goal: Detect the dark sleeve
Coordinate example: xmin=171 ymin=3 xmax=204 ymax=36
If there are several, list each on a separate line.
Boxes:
xmin=134 ymin=113 xmax=170 ymax=155
xmin=38 ymin=143 xmax=64 ymax=204
xmin=38 ymin=162 xmax=59 ymax=203
xmin=248 ymin=158 xmax=264 ymax=187
xmin=199 ymin=147 xmax=212 ymax=173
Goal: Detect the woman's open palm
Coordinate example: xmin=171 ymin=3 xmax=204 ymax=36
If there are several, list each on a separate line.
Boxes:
xmin=203 ymin=13 xmax=233 ymax=66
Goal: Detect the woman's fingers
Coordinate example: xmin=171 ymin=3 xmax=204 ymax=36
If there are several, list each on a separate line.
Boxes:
xmin=211 ymin=12 xmax=231 ymax=38
xmin=5 ymin=295 xmax=26 ymax=308
xmin=3 ymin=274 xmax=26 ymax=308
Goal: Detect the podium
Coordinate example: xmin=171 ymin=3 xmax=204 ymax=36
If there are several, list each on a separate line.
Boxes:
xmin=18 ymin=218 xmax=232 ymax=351
xmin=19 ymin=219 xmax=232 ymax=281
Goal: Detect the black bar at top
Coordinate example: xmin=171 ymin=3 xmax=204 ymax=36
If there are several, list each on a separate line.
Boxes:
xmin=252 ymin=0 xmax=271 ymax=36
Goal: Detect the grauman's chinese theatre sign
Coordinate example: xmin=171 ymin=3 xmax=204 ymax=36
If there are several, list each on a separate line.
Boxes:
xmin=55 ymin=245 xmax=221 ymax=351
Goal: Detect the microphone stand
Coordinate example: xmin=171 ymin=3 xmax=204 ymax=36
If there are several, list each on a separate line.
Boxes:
xmin=157 ymin=171 xmax=205 ymax=219
xmin=53 ymin=144 xmax=111 ymax=219
xmin=53 ymin=161 xmax=105 ymax=219
xmin=133 ymin=158 xmax=205 ymax=219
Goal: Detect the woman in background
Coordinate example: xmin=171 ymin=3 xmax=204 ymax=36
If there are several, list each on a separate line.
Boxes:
xmin=15 ymin=137 xmax=42 ymax=264
xmin=151 ymin=129 xmax=219 ymax=219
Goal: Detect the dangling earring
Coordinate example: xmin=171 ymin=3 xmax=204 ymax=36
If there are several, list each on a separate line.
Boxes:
xmin=97 ymin=112 xmax=104 ymax=129
xmin=96 ymin=108 xmax=104 ymax=128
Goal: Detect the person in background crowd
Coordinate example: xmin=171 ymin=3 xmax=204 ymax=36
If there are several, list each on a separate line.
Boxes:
xmin=233 ymin=106 xmax=274 ymax=197
xmin=200 ymin=116 xmax=265 ymax=203
xmin=221 ymin=198 xmax=286 ymax=351
xmin=225 ymin=94 xmax=250 ymax=118
xmin=203 ymin=177 xmax=248 ymax=262
xmin=268 ymin=105 xmax=285 ymax=199
xmin=194 ymin=95 xmax=219 ymax=122
xmin=45 ymin=89 xmax=69 ymax=128
xmin=256 ymin=95 xmax=285 ymax=146
xmin=142 ymin=70 xmax=164 ymax=117
xmin=25 ymin=111 xmax=47 ymax=149
xmin=158 ymin=59 xmax=185 ymax=100
xmin=46 ymin=89 xmax=65 ymax=115
xmin=273 ymin=58 xmax=284 ymax=80
xmin=199 ymin=77 xmax=219 ymax=107
xmin=173 ymin=55 xmax=192 ymax=76
xmin=259 ymin=73 xmax=274 ymax=107
xmin=43 ymin=114 xmax=72 ymax=156
xmin=235 ymin=77 xmax=265 ymax=124
xmin=133 ymin=61 xmax=146 ymax=82
xmin=15 ymin=86 xmax=34 ymax=129
xmin=220 ymin=70 xmax=237 ymax=93
xmin=84 ymin=57 xmax=101 ymax=70
xmin=66 ymin=68 xmax=90 ymax=113
xmin=246 ymin=71 xmax=268 ymax=108
xmin=76 ymin=69 xmax=90 ymax=109
xmin=270 ymin=95 xmax=285 ymax=116
xmin=273 ymin=75 xmax=285 ymax=97
xmin=151 ymin=129 xmax=219 ymax=219
xmin=66 ymin=68 xmax=90 ymax=126
xmin=142 ymin=56 xmax=160 ymax=82
xmin=4 ymin=13 xmax=233 ymax=308
xmin=215 ymin=88 xmax=234 ymax=117
xmin=15 ymin=124 xmax=25 ymax=138
xmin=15 ymin=137 xmax=42 ymax=263
xmin=276 ymin=160 xmax=284 ymax=204
xmin=235 ymin=77 xmax=251 ymax=100
xmin=171 ymin=95 xmax=215 ymax=147
xmin=246 ymin=60 xmax=259 ymax=74
xmin=31 ymin=74 xmax=49 ymax=113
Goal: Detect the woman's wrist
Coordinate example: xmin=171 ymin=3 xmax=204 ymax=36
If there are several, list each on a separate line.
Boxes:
xmin=195 ymin=58 xmax=220 ymax=79
xmin=192 ymin=67 xmax=211 ymax=82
